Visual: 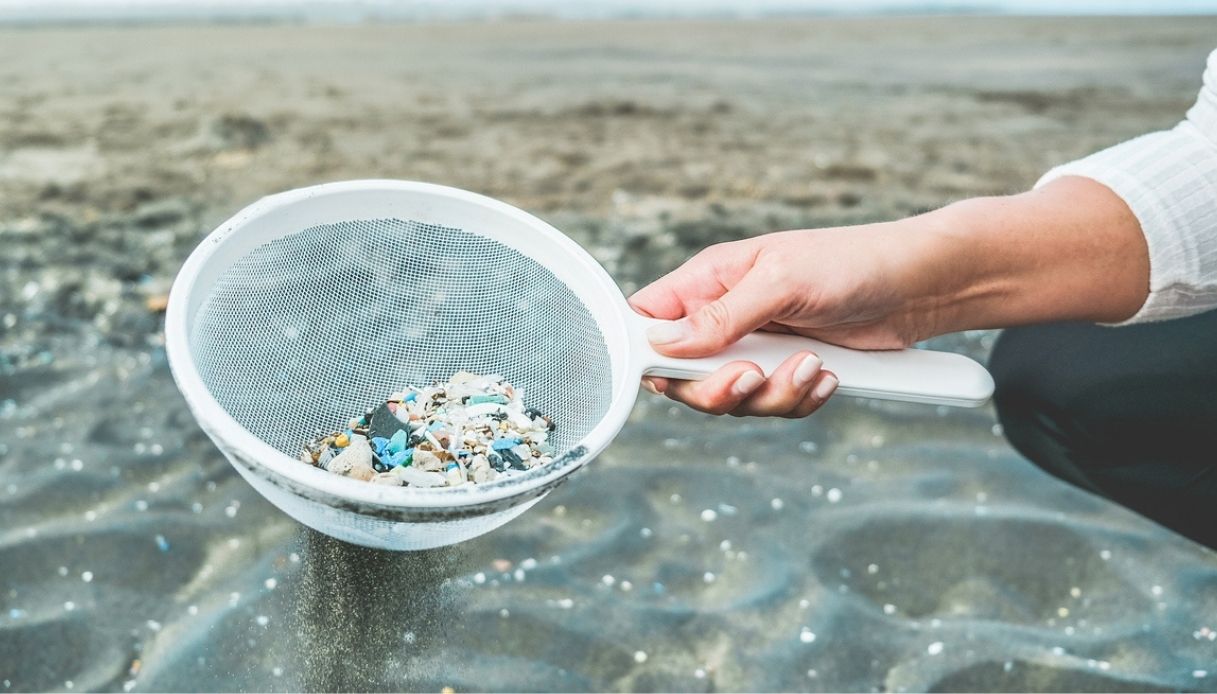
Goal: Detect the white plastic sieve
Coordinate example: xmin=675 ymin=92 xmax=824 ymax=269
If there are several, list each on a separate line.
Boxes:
xmin=165 ymin=180 xmax=993 ymax=551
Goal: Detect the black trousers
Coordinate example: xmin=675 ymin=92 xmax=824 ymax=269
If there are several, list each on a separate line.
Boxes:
xmin=990 ymin=310 xmax=1217 ymax=550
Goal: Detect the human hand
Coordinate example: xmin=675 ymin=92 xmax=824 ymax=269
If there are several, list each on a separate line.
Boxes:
xmin=628 ymin=221 xmax=946 ymax=417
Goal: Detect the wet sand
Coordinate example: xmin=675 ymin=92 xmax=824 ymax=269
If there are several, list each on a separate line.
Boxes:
xmin=1 ymin=16 xmax=1216 ymax=692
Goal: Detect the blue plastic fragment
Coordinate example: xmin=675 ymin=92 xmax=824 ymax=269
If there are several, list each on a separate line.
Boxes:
xmin=387 ymin=430 xmax=408 ymax=454
xmin=491 ymin=438 xmax=521 ymax=451
xmin=383 ymin=448 xmax=412 ymax=468
xmin=404 ymin=392 xmax=417 ymax=403
xmin=469 ymin=394 xmax=509 ymax=405
xmin=428 ymin=421 xmax=443 ymax=432
xmin=371 ymin=437 xmax=389 ymax=456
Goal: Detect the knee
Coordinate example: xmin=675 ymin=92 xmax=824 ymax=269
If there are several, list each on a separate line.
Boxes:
xmin=989 ymin=327 xmax=1047 ymax=440
xmin=989 ymin=324 xmax=1122 ymax=456
xmin=989 ymin=327 xmax=1078 ymax=478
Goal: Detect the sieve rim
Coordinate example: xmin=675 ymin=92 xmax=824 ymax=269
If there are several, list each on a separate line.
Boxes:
xmin=165 ymin=179 xmax=640 ymax=512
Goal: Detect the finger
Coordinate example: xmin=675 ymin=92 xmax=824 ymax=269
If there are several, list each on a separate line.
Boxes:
xmin=645 ymin=267 xmax=787 ymax=358
xmin=659 ymin=362 xmax=766 ymax=415
xmin=730 ymin=351 xmax=821 ymax=417
xmin=787 ymin=370 xmax=839 ymax=418
xmin=628 ymin=249 xmax=731 ymax=321
xmin=641 ymin=376 xmax=670 ymax=395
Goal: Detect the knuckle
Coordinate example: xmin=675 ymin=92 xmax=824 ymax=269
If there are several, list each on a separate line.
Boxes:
xmin=702 ymin=240 xmax=740 ymax=258
xmin=753 ymin=257 xmax=791 ymax=286
xmin=695 ymin=300 xmax=734 ymax=337
xmin=670 ymin=385 xmax=731 ymax=416
xmin=690 ymin=243 xmax=732 ymax=268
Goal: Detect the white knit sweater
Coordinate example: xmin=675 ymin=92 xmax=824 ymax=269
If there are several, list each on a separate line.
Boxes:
xmin=1037 ymin=48 xmax=1217 ymax=325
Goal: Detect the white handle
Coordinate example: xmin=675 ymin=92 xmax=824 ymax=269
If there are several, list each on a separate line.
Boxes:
xmin=632 ymin=316 xmax=993 ymax=408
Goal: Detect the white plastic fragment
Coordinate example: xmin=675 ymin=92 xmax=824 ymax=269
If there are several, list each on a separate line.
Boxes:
xmin=370 ymin=472 xmax=403 ymax=486
xmin=396 ymin=466 xmax=446 ymax=488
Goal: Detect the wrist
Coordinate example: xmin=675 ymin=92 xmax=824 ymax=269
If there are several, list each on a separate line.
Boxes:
xmin=876 ymin=204 xmax=1008 ymax=339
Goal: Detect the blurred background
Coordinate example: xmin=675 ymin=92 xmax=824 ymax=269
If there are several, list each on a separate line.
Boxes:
xmin=2 ymin=1 xmax=1217 ymax=691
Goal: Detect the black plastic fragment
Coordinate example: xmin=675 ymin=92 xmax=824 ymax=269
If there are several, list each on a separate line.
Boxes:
xmin=367 ymin=402 xmax=410 ymax=440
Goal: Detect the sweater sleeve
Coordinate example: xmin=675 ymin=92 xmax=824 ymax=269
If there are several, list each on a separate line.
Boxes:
xmin=1036 ymin=48 xmax=1217 ymax=325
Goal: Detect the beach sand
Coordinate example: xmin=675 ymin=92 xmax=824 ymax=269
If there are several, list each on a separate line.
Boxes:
xmin=1 ymin=16 xmax=1216 ymax=692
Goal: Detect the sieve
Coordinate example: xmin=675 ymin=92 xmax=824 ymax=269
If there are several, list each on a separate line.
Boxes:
xmin=165 ymin=180 xmax=993 ymax=551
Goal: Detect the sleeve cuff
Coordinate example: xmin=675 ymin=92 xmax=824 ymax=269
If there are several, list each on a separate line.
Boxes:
xmin=1035 ymin=124 xmax=1217 ymax=326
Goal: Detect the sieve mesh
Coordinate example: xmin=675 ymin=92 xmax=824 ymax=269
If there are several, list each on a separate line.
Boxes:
xmin=188 ymin=218 xmax=614 ymax=465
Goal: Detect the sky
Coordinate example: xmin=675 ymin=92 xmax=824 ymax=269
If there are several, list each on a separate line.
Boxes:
xmin=1 ymin=0 xmax=1216 ymax=22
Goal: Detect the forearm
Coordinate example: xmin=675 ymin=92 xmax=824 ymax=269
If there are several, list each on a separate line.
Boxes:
xmin=913 ymin=176 xmax=1150 ymax=333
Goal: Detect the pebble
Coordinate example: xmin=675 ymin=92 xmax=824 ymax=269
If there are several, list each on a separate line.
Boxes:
xmin=633 ymin=651 xmax=648 ymax=663
xmin=470 ymin=455 xmax=494 ymax=483
xmin=445 ymin=461 xmax=467 ymax=486
xmin=326 ymin=435 xmax=375 ymax=481
xmin=412 ymin=449 xmax=444 ymax=472
xmin=927 ymin=641 xmax=944 ymax=656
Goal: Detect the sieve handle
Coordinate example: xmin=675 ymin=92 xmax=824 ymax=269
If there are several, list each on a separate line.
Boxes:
xmin=632 ymin=317 xmax=993 ymax=408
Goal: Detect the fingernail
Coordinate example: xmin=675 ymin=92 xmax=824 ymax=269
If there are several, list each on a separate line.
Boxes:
xmin=793 ymin=354 xmax=823 ymax=388
xmin=733 ymin=371 xmax=765 ymax=397
xmin=646 ymin=320 xmax=689 ymax=345
xmin=813 ymin=373 xmax=838 ymax=401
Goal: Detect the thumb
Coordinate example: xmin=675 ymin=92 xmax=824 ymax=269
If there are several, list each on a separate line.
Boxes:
xmin=644 ymin=269 xmax=783 ymax=358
